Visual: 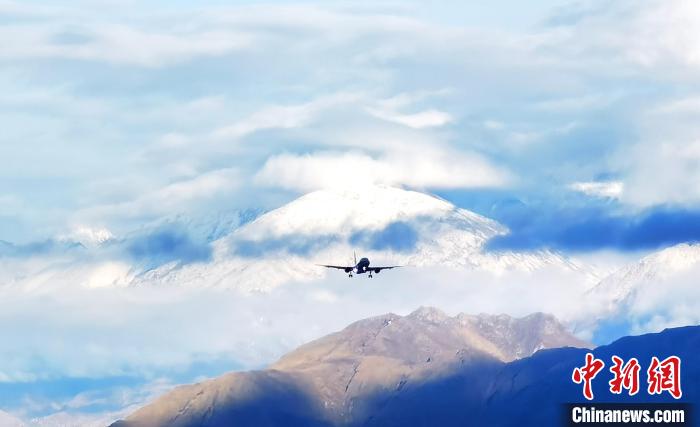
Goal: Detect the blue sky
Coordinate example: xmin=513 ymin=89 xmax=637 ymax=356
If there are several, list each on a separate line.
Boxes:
xmin=2 ymin=0 xmax=700 ymax=250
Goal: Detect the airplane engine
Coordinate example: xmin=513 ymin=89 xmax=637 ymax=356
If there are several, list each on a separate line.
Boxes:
xmin=344 ymin=267 xmax=353 ymax=273
xmin=374 ymin=269 xmax=380 ymax=274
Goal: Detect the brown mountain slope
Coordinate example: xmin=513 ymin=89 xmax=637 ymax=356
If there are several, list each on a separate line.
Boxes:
xmin=113 ymin=307 xmax=588 ymax=427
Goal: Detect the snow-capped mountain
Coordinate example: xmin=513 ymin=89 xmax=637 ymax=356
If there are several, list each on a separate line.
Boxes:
xmin=584 ymin=242 xmax=700 ymax=338
xmin=127 ymin=186 xmax=597 ymax=291
xmin=132 ymin=208 xmax=263 ymax=245
xmin=1 ymin=186 xmax=599 ymax=292
xmin=57 ymin=226 xmax=115 ymax=248
xmin=590 ymin=243 xmax=700 ymax=306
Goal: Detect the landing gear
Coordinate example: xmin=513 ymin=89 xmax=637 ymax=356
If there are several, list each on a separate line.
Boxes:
xmin=348 ymin=273 xmax=353 ymax=278
xmin=368 ymin=273 xmax=373 ymax=278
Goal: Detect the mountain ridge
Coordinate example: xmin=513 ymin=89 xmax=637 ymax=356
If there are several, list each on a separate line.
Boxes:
xmin=112 ymin=307 xmax=589 ymax=427
xmin=584 ymin=242 xmax=700 ymax=341
xmin=113 ymin=319 xmax=700 ymax=427
xmin=131 ymin=186 xmax=599 ymax=291
xmin=1 ymin=186 xmax=601 ymax=293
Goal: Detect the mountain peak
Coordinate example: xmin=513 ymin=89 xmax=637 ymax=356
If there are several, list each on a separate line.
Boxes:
xmin=589 ymin=242 xmax=700 ymax=307
xmin=647 ymin=242 xmax=700 ymax=267
xmin=408 ymin=306 xmax=451 ymax=323
xmin=234 ymin=185 xmax=495 ymax=241
xmin=33 ymin=186 xmax=593 ymax=293
xmin=273 ymin=307 xmax=587 ymax=373
xmin=114 ymin=308 xmax=592 ymax=427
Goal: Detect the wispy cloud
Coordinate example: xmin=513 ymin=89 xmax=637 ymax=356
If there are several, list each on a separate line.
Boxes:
xmin=0 ymin=20 xmax=253 ymax=67
xmin=74 ymin=168 xmax=241 ymax=229
xmin=255 ymin=149 xmax=510 ymax=191
xmin=4 ymin=0 xmax=700 ymax=241
xmin=0 ymin=263 xmax=597 ymax=391
xmin=569 ymin=181 xmax=624 ymax=199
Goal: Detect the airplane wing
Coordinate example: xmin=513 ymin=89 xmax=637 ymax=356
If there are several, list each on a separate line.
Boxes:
xmin=370 ymin=266 xmax=401 ymax=271
xmin=317 ymin=264 xmax=354 ymax=271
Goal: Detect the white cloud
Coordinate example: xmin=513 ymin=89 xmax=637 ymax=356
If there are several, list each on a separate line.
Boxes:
xmin=0 ymin=410 xmax=24 ymax=427
xmin=532 ymin=92 xmax=622 ymax=112
xmin=7 ymin=378 xmax=176 ymax=426
xmin=13 ymin=0 xmax=700 ymax=234
xmin=623 ymin=269 xmax=700 ymax=336
xmin=0 ymin=262 xmax=596 ymax=382
xmin=0 ymin=255 xmax=611 ymax=421
xmin=650 ymin=96 xmax=700 ymax=116
xmin=621 ymin=1 xmax=700 ymax=71
xmin=367 ymin=108 xmax=452 ymax=129
xmin=0 ymin=23 xmax=253 ymax=67
xmin=365 ymin=91 xmax=454 ymax=129
xmin=86 ymin=262 xmax=132 ymax=289
xmin=255 ymin=150 xmax=510 ymax=191
xmin=609 ymin=91 xmax=700 ymax=207
xmin=0 ymin=195 xmax=24 ymax=216
xmin=483 ymin=120 xmax=505 ymax=130
xmin=211 ymin=94 xmax=358 ymax=141
xmin=76 ymin=168 xmax=240 ymax=224
xmin=619 ymin=138 xmax=700 ymax=207
xmin=540 ymin=0 xmax=700 ymax=75
xmin=569 ymin=181 xmax=624 ymax=199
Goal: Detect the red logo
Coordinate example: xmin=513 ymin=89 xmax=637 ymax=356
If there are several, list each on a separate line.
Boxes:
xmin=609 ymin=356 xmax=640 ymax=396
xmin=572 ymin=353 xmax=605 ymax=400
xmin=572 ymin=354 xmax=682 ymax=400
xmin=647 ymin=356 xmax=682 ymax=399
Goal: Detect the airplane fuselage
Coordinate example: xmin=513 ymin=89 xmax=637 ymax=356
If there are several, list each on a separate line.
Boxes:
xmin=354 ymin=257 xmax=371 ymax=274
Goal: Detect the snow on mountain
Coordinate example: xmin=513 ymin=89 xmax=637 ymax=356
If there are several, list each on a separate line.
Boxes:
xmin=584 ymin=242 xmax=700 ymax=337
xmin=126 ymin=185 xmax=597 ymax=291
xmin=1 ymin=186 xmax=597 ymax=292
xmin=590 ymin=243 xmax=700 ymax=306
xmin=58 ymin=226 xmax=115 ymax=248
xmin=233 ymin=186 xmax=495 ymax=240
xmin=133 ymin=208 xmax=263 ymax=244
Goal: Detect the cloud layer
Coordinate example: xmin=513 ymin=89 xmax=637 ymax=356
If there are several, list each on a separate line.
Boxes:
xmin=2 ymin=0 xmax=700 ymax=242
xmin=255 ymin=150 xmax=510 ymax=191
xmin=0 ymin=263 xmax=598 ymax=421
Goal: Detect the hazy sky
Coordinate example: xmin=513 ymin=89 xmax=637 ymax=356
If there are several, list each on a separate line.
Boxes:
xmin=2 ymin=0 xmax=700 ymax=250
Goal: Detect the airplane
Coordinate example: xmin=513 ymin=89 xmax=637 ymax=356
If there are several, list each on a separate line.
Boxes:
xmin=318 ymin=252 xmax=401 ymax=278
